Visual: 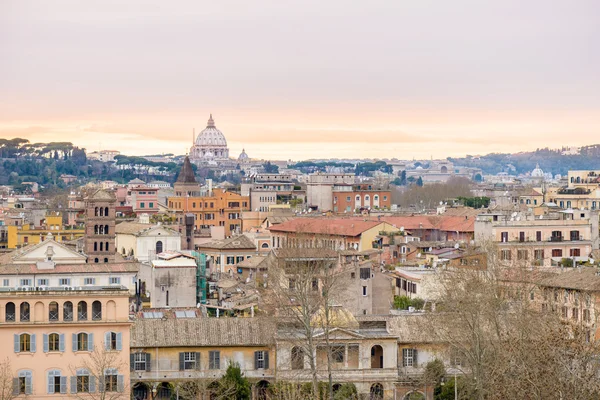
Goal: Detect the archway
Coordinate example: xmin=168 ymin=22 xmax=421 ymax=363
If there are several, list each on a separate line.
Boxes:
xmin=403 ymin=391 xmax=425 ymax=400
xmin=371 ymin=345 xmax=383 ymax=368
xmin=441 ymin=166 xmax=448 ymax=173
xmin=370 ymin=383 xmax=384 ymax=400
xmin=132 ymin=382 xmax=148 ymax=400
xmin=256 ymin=380 xmax=270 ymax=400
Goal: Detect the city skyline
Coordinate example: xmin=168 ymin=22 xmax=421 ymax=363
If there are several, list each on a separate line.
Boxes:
xmin=1 ymin=0 xmax=599 ymax=160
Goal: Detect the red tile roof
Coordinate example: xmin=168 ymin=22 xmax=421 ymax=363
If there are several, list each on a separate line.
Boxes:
xmin=268 ymin=218 xmax=386 ymax=237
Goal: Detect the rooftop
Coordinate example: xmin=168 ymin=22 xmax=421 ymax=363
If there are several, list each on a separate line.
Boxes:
xmin=268 ymin=218 xmax=386 ymax=237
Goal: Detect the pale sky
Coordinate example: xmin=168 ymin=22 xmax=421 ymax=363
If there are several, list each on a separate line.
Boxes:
xmin=1 ymin=0 xmax=598 ymax=160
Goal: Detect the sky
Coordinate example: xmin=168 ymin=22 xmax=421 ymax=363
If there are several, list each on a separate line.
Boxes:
xmin=1 ymin=0 xmax=599 ymax=161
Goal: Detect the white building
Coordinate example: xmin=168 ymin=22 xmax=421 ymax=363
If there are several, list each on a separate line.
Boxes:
xmin=115 ymin=222 xmax=181 ymax=263
xmin=87 ymin=150 xmax=120 ymax=163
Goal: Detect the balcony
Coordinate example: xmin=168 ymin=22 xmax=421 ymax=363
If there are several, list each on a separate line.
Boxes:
xmin=550 ymin=236 xmax=563 ymax=242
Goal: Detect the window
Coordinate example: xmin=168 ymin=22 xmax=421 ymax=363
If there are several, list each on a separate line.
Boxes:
xmin=570 ymin=249 xmax=581 ymax=257
xmin=133 ymin=353 xmax=150 ymax=371
xmin=346 ymin=196 xmax=351 ymax=202
xmin=517 ymin=250 xmax=528 ymax=260
xmin=360 ymin=267 xmax=370 ymax=280
xmin=536 ymin=231 xmax=542 ymax=241
xmin=291 ymin=347 xmax=304 ymax=370
xmin=140 ymin=202 xmax=145 ymax=208
xmin=109 ymin=277 xmax=121 ymax=285
xmin=552 ymin=249 xmax=563 ymax=257
xmin=16 ymin=370 xmax=32 ymax=395
xmin=47 ymin=369 xmax=66 ymax=394
xmin=179 ymin=352 xmax=199 ymax=370
xmin=500 ymin=232 xmax=508 ymax=243
xmin=104 ymin=332 xmax=122 ymax=351
xmin=63 ymin=301 xmax=73 ymax=321
xmin=37 ymin=278 xmax=49 ymax=286
xmin=45 ymin=333 xmax=63 ymax=352
xmin=254 ymin=351 xmax=269 ymax=369
xmin=15 ymin=333 xmax=35 ymax=352
xmin=226 ymin=256 xmax=235 ymax=264
xmin=6 ymin=302 xmax=15 ymax=322
xmin=402 ymin=348 xmax=417 ymax=367
xmin=74 ymin=369 xmax=93 ymax=393
xmin=74 ymin=332 xmax=93 ymax=352
xmin=209 ymin=351 xmax=221 ymax=369
xmin=84 ymin=278 xmax=96 ymax=285
xmin=149 ymin=202 xmax=154 ymax=208
xmin=20 ymin=302 xmax=30 ymax=321
xmin=500 ymin=250 xmax=511 ymax=261
xmin=331 ymin=346 xmax=344 ymax=363
xmin=534 ymin=250 xmax=544 ymax=260
xmin=572 ymin=308 xmax=579 ymax=321
xmin=78 ymin=301 xmax=88 ymax=321
xmin=20 ymin=279 xmax=32 ymax=287
xmin=103 ymin=368 xmax=122 ymax=392
xmin=2 ymin=279 xmax=8 ymax=287
xmin=288 ymin=279 xmax=296 ymax=290
xmin=362 ymin=286 xmax=367 ymax=296
xmin=49 ymin=302 xmax=59 ymax=321
xmin=584 ymin=309 xmax=591 ymax=322
xmin=92 ymin=301 xmax=102 ymax=321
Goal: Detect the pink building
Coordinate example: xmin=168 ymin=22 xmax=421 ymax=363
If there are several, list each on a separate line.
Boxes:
xmin=130 ymin=187 xmax=159 ymax=214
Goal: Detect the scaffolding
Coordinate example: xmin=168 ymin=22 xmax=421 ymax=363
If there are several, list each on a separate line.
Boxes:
xmin=191 ymin=250 xmax=207 ymax=304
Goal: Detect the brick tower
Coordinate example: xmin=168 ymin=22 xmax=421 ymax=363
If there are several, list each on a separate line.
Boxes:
xmin=84 ymin=189 xmax=116 ymax=263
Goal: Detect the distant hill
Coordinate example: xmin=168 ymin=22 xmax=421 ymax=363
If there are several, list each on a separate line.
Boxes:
xmin=448 ymin=145 xmax=600 ymax=176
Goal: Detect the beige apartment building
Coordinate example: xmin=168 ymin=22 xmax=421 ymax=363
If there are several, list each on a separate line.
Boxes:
xmin=475 ymin=210 xmax=599 ymax=267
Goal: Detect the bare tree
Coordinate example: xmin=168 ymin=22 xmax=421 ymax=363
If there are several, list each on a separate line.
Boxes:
xmin=431 ymin=242 xmax=600 ymax=399
xmin=69 ymin=345 xmax=129 ymax=400
xmin=0 ymin=358 xmax=16 ymax=400
xmin=262 ymin=245 xmax=354 ymax=400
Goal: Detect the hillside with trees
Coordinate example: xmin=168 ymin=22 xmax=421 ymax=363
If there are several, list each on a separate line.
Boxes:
xmin=449 ymin=145 xmax=600 ymax=176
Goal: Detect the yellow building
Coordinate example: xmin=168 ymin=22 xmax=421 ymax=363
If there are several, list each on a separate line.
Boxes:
xmin=7 ymin=212 xmax=85 ymax=249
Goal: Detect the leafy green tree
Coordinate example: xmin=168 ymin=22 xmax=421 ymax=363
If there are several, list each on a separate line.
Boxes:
xmin=214 ymin=362 xmax=251 ymax=400
xmin=416 ymin=177 xmax=424 ymax=187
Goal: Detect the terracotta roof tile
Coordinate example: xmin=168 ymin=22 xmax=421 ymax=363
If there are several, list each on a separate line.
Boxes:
xmin=130 ymin=317 xmax=275 ymax=348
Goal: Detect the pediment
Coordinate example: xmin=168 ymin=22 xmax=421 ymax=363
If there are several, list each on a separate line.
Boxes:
xmin=314 ymin=328 xmax=365 ymax=340
xmin=13 ymin=239 xmax=87 ymax=264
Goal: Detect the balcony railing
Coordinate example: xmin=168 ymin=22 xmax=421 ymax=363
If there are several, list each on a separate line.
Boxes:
xmin=78 ymin=312 xmax=88 ymax=321
xmin=49 ymin=311 xmax=59 ymax=321
xmin=20 ymin=312 xmax=30 ymax=321
xmin=550 ymin=236 xmax=563 ymax=242
xmin=6 ymin=313 xmax=15 ymax=322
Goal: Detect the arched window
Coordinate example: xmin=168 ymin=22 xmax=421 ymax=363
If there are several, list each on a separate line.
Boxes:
xmin=291 ymin=347 xmax=304 ymax=370
xmin=99 ymin=242 xmax=103 ymax=251
xmin=77 ymin=301 xmax=88 ymax=321
xmin=63 ymin=301 xmax=73 ymax=321
xmin=16 ymin=370 xmax=32 ymax=395
xmin=105 ymin=242 xmax=109 ymax=251
xmin=49 ymin=302 xmax=59 ymax=321
xmin=105 ymin=207 xmax=109 ymax=216
xmin=94 ymin=242 xmax=98 ymax=251
xmin=92 ymin=301 xmax=102 ymax=321
xmin=370 ymin=383 xmax=384 ymax=400
xmin=155 ymin=241 xmax=163 ymax=254
xmin=94 ymin=258 xmax=99 ymax=263
xmin=18 ymin=333 xmax=32 ymax=352
xmin=364 ymin=195 xmax=371 ymax=205
xmin=47 ymin=369 xmax=66 ymax=394
xmin=94 ymin=225 xmax=98 ymax=234
xmin=75 ymin=368 xmax=92 ymax=393
xmin=105 ymin=225 xmax=109 ymax=234
xmin=95 ymin=207 xmax=99 ymax=216
xmin=20 ymin=302 xmax=30 ymax=322
xmin=46 ymin=333 xmax=63 ymax=352
xmin=104 ymin=331 xmax=122 ymax=351
xmin=104 ymin=258 xmax=108 ymax=263
xmin=526 ymin=199 xmax=531 ymax=205
xmin=371 ymin=345 xmax=384 ymax=368
xmin=75 ymin=333 xmax=93 ymax=352
xmin=5 ymin=302 xmax=15 ymax=322
xmin=261 ymin=242 xmax=269 ymax=249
